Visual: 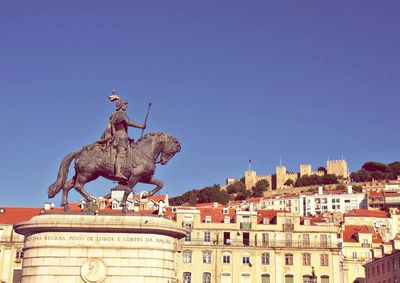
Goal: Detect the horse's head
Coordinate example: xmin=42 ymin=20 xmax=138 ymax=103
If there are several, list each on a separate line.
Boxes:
xmin=159 ymin=135 xmax=181 ymax=165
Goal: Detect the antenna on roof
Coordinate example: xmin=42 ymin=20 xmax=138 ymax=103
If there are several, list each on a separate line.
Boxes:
xmin=248 ymin=159 xmax=252 ymax=171
xmin=279 ymin=155 xmax=282 ymax=166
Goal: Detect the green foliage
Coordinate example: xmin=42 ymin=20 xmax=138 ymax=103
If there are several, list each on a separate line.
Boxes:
xmin=351 ymin=161 xmax=400 ymax=182
xmin=336 ymin=184 xmax=346 ymax=190
xmin=169 ymin=185 xmax=230 ymax=206
xmin=226 ymin=181 xmax=246 ymax=194
xmin=284 ymin=179 xmax=295 ymax=187
xmin=362 ymin=161 xmax=388 ymax=173
xmin=197 ymin=185 xmax=230 ymax=205
xmin=317 ymin=166 xmax=327 ymax=174
xmin=294 ymin=174 xmax=339 ymax=187
xmin=352 ymin=184 xmax=363 ymax=193
xmin=252 ymin=179 xmax=270 ymax=197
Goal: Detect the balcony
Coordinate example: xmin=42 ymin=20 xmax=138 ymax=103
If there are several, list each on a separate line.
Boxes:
xmin=184 ymin=238 xmax=340 ymax=249
xmin=240 ymin=222 xmax=252 ymax=230
xmin=283 ymin=224 xmax=294 ymax=232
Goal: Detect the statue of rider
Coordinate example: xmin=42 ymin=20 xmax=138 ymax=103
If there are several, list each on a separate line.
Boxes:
xmin=104 ymin=93 xmax=146 ymax=180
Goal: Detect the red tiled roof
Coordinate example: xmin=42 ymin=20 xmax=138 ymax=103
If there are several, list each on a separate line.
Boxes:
xmin=256 ymin=210 xmax=285 ymax=224
xmin=0 ymin=207 xmax=42 ymax=224
xmin=344 ymin=209 xmax=389 ymax=218
xmin=130 ymin=195 xmax=168 ymax=202
xmin=198 ymin=207 xmax=236 ymax=223
xmin=343 ymin=225 xmax=383 ymax=243
xmin=195 ymin=202 xmax=222 ymax=208
xmin=369 ymin=191 xmax=384 ymax=198
xmin=248 ymin=197 xmax=262 ymax=203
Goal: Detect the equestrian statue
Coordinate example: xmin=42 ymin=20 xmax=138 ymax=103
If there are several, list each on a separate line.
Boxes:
xmin=48 ymin=92 xmax=181 ymax=213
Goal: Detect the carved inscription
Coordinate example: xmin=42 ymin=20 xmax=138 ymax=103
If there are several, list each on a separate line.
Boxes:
xmin=25 ymin=233 xmax=173 ymax=249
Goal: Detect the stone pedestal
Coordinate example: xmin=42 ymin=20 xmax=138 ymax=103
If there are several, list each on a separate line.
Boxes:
xmin=14 ymin=213 xmax=187 ymax=283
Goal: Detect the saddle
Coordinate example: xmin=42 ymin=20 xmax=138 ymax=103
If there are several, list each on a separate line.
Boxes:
xmin=84 ymin=139 xmax=140 ymax=168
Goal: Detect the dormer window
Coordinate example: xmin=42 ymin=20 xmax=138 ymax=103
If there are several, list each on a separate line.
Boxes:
xmin=223 ymin=208 xmax=229 ymax=214
xmin=263 ymin=218 xmax=270 ymax=224
xmin=224 ymin=216 xmax=231 ymax=224
xmin=205 ymin=216 xmax=212 ymax=223
xmin=304 ymin=219 xmax=310 ymax=226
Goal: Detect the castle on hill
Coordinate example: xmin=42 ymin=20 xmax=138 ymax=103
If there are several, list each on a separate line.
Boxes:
xmin=227 ymin=159 xmax=349 ymax=190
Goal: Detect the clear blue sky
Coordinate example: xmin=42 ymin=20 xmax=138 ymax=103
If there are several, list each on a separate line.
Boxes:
xmin=1 ymin=1 xmax=399 ymax=207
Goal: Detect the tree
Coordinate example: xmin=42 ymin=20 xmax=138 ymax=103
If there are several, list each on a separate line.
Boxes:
xmin=198 ymin=185 xmax=230 ymax=205
xmin=350 ymin=170 xmax=372 ymax=182
xmin=252 ymin=180 xmax=270 ymax=197
xmin=321 ymin=174 xmax=339 ymax=185
xmin=284 ymin=179 xmax=295 ymax=187
xmin=317 ymin=166 xmax=327 ymax=174
xmin=226 ymin=181 xmax=246 ymax=194
xmin=362 ymin=161 xmax=388 ymax=173
xmin=352 ymin=184 xmax=363 ymax=193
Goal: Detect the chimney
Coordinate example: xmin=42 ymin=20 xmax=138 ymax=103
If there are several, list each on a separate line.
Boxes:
xmin=318 ymin=186 xmax=323 ymax=195
xmin=347 ymin=185 xmax=353 ymax=194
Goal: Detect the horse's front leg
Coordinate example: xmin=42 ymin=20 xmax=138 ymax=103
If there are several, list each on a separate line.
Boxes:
xmin=120 ymin=177 xmax=139 ymax=213
xmin=146 ymin=178 xmax=164 ymax=197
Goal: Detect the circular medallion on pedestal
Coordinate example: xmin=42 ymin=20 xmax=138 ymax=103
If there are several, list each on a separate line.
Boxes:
xmin=80 ymin=258 xmax=107 ymax=283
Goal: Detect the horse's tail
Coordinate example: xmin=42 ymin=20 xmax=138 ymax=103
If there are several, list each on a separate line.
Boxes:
xmin=48 ymin=152 xmax=78 ymax=198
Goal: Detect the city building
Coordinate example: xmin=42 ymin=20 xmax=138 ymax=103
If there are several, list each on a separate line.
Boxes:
xmin=175 ymin=206 xmax=341 ymax=283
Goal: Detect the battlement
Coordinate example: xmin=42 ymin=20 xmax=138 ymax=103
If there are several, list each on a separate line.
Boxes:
xmin=327 ymin=159 xmax=349 ymax=178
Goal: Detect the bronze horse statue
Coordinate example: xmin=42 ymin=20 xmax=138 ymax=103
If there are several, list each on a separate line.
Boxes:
xmin=48 ymin=132 xmax=181 ymax=212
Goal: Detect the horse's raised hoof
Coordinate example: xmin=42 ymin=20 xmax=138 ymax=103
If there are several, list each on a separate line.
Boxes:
xmin=63 ymin=205 xmax=71 ymax=212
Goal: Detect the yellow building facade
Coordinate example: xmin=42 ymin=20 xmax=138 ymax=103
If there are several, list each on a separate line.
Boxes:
xmin=175 ymin=207 xmax=341 ymax=283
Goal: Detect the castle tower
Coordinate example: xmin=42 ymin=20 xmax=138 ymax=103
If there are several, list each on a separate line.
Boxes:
xmin=245 ymin=170 xmax=257 ymax=190
xmin=300 ymin=164 xmax=312 ymax=177
xmin=276 ymin=166 xmax=287 ymax=189
xmin=327 ymin=159 xmax=349 ymax=178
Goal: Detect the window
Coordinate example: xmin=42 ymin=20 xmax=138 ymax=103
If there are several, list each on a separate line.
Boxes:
xmin=223 ymin=208 xmax=229 ymax=214
xmin=285 ymin=253 xmax=293 ymax=265
xmin=377 ymin=265 xmax=380 ymax=275
xmin=183 ymin=251 xmax=192 ymax=263
xmin=285 ymin=233 xmax=292 ymax=247
xmin=12 ymin=269 xmax=22 ymax=283
xmin=320 ymin=254 xmax=329 ymax=266
xmin=285 ymin=274 xmax=294 ymax=283
xmin=352 ymin=251 xmax=357 ymax=259
xmin=383 ymin=262 xmax=385 ymax=273
xmin=263 ymin=218 xmax=270 ymax=224
xmin=205 ymin=216 xmax=212 ymax=223
xmin=203 ymin=251 xmax=212 ymax=263
xmin=388 ymin=261 xmax=391 ymax=272
xmin=302 ymin=234 xmax=310 ymax=247
xmin=222 ymin=254 xmax=231 ymax=264
xmin=241 ymin=273 xmax=251 ymax=283
xmin=321 ymin=275 xmax=330 ymax=283
xmin=262 ymin=252 xmax=270 ymax=265
xmin=303 ymin=253 xmax=311 ymax=266
xmin=185 ymin=233 xmax=192 ymax=242
xmin=303 ymin=275 xmax=311 ymax=283
xmin=242 ymin=256 xmax=250 ymax=264
xmin=320 ymin=234 xmax=328 ymax=248
xmin=262 ymin=233 xmax=269 ymax=246
xmin=221 ymin=273 xmax=231 ymax=283
xmin=224 ymin=216 xmax=230 ymax=224
xmin=204 ymin=231 xmax=211 ymax=243
xmin=183 ymin=272 xmax=191 ymax=283
xmin=261 ymin=274 xmax=271 ymax=283
xmin=15 ymin=249 xmax=23 ymax=260
xmin=203 ymin=272 xmax=211 ymax=283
